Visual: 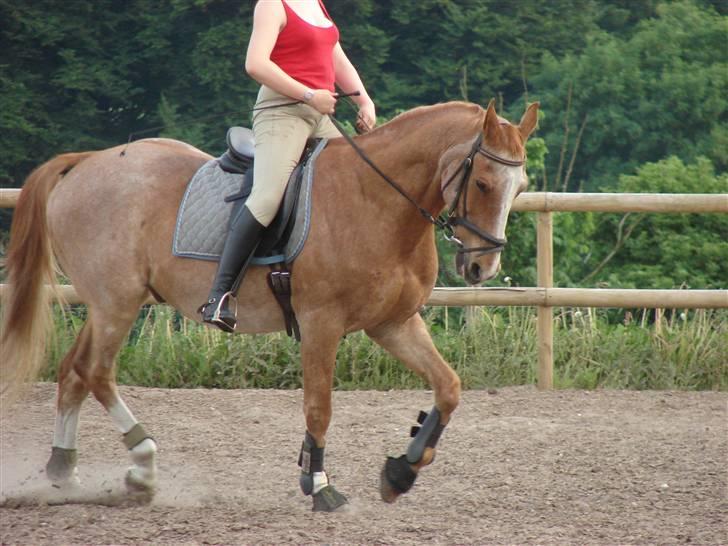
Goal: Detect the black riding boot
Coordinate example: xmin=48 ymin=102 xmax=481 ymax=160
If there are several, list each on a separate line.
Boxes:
xmin=199 ymin=205 xmax=264 ymax=332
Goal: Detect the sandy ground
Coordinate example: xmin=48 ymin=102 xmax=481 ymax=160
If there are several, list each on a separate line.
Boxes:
xmin=1 ymin=383 xmax=726 ymax=545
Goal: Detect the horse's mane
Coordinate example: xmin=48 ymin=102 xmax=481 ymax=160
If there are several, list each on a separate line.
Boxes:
xmin=375 ymin=102 xmax=484 ymax=143
xmin=384 ymin=101 xmax=483 ymax=125
xmin=365 ymin=101 xmax=523 ymax=156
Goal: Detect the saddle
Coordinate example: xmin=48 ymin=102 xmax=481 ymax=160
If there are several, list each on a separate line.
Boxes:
xmin=173 ymin=126 xmax=328 ymax=339
xmin=219 ymin=127 xmax=318 ymax=264
xmin=220 ymin=127 xmax=326 ymax=340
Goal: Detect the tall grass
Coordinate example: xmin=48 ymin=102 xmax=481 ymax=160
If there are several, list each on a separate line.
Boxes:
xmin=42 ymin=306 xmax=727 ymax=391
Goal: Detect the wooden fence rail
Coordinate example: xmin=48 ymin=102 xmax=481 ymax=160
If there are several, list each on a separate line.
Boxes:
xmin=2 ymin=188 xmax=727 ymax=389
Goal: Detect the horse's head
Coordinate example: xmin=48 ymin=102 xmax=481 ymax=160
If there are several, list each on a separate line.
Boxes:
xmin=440 ymin=100 xmax=539 ymax=284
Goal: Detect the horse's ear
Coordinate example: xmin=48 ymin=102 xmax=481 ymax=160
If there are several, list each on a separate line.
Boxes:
xmin=518 ymin=102 xmax=540 ymax=140
xmin=483 ymin=99 xmax=500 ymax=143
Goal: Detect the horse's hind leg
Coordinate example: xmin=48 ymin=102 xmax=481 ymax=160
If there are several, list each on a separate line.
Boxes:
xmin=366 ymin=313 xmax=461 ymax=503
xmin=45 ymin=324 xmax=92 ymax=486
xmin=70 ymin=304 xmax=158 ymax=498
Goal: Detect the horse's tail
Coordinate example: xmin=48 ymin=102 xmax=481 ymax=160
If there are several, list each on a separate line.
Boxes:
xmin=1 ymin=152 xmax=94 ymax=403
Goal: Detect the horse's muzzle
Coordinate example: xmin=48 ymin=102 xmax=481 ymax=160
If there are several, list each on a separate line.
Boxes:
xmin=459 ymin=254 xmax=500 ymax=285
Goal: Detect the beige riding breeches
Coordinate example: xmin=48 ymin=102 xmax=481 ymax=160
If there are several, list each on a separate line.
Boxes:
xmin=245 ymin=85 xmax=340 ymax=226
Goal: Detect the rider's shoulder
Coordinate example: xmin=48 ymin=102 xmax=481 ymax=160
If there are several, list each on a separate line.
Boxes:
xmin=254 ymin=0 xmax=286 ymax=25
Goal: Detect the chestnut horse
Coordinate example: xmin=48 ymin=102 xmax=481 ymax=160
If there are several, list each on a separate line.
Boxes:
xmin=1 ymin=100 xmax=538 ymax=511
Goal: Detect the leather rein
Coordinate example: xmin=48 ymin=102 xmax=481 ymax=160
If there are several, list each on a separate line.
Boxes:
xmin=328 ymin=114 xmax=525 ymax=255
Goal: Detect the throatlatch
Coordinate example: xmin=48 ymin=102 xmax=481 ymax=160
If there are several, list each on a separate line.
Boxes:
xmin=383 ymin=407 xmax=447 ymax=496
xmin=297 ymin=431 xmax=348 ymax=511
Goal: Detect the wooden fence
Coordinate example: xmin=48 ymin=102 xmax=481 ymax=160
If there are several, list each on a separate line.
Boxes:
xmin=2 ymin=188 xmax=727 ymax=389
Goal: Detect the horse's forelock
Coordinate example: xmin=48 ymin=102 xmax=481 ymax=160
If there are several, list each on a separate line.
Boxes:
xmin=495 ymin=123 xmax=526 ymax=158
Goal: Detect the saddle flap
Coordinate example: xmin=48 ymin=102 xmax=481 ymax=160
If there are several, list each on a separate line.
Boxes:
xmin=255 ymin=162 xmax=304 ymax=257
xmin=173 ymin=137 xmax=328 ymax=265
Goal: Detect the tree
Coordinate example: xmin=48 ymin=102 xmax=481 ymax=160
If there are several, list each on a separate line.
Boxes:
xmin=527 ymin=1 xmax=727 ymax=192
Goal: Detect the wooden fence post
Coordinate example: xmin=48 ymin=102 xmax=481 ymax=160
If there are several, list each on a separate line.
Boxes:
xmin=537 ymin=211 xmax=554 ymax=389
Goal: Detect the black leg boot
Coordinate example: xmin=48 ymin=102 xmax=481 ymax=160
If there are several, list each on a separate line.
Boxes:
xmin=199 ymin=205 xmax=264 ymax=332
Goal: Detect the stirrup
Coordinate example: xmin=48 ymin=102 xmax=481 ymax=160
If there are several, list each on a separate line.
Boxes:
xmin=201 ymin=292 xmax=238 ymax=333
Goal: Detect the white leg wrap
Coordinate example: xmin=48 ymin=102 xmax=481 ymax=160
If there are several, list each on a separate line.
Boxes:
xmin=108 ymin=397 xmax=157 ymax=493
xmin=312 ymin=471 xmax=329 ymax=495
xmin=108 ymin=399 xmax=138 ymax=434
xmin=126 ymin=438 xmax=158 ymax=492
xmin=52 ymin=408 xmax=82 ymax=450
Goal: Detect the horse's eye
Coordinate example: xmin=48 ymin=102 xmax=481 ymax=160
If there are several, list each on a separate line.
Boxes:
xmin=475 ymin=179 xmax=490 ymax=193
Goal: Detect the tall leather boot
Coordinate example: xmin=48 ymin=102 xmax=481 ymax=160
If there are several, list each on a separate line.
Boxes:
xmin=199 ymin=205 xmax=264 ymax=332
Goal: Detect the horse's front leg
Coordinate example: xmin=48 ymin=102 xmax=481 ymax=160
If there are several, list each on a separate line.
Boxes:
xmin=297 ymin=320 xmax=348 ymax=512
xmin=366 ymin=313 xmax=461 ymax=503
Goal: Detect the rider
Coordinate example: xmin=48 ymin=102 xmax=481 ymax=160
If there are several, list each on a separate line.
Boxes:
xmin=199 ymin=0 xmax=376 ymax=332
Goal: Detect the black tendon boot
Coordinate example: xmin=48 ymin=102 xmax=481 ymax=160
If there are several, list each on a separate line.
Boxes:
xmin=199 ymin=205 xmax=264 ymax=332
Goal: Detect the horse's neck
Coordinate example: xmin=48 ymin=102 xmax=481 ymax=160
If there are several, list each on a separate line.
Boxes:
xmin=355 ymin=102 xmax=484 ymax=216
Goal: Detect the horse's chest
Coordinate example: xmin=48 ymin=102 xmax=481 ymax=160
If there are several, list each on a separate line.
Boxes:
xmin=345 ymin=265 xmax=434 ymax=326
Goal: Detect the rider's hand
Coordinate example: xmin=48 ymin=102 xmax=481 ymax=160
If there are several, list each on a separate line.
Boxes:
xmin=356 ymin=99 xmax=376 ymax=133
xmin=306 ymin=89 xmax=337 ymax=115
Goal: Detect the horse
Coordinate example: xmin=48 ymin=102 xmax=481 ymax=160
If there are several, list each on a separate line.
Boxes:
xmin=1 ymin=99 xmax=538 ymax=511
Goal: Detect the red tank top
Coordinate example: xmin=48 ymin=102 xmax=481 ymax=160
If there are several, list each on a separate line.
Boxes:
xmin=270 ymin=0 xmax=339 ymax=92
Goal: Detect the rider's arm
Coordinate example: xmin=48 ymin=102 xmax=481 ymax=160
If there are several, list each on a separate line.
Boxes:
xmin=245 ymin=1 xmax=308 ymax=100
xmin=245 ymin=0 xmax=335 ymax=114
xmin=333 ymin=43 xmax=376 ymax=131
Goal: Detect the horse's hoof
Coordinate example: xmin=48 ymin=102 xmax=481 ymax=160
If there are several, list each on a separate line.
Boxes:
xmin=49 ymin=472 xmax=81 ymax=490
xmin=379 ymin=455 xmax=417 ymax=504
xmin=312 ymin=485 xmax=348 ymax=512
xmin=46 ymin=447 xmax=79 ymax=486
xmin=379 ymin=464 xmax=400 ymax=503
xmin=124 ymin=468 xmax=156 ymax=503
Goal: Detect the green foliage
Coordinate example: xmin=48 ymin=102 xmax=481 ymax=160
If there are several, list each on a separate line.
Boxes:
xmin=527 ymin=1 xmax=727 ymax=191
xmin=596 ymin=157 xmax=728 ymax=288
xmin=44 ymin=306 xmax=728 ymax=391
xmin=7 ymin=0 xmax=723 ymax=190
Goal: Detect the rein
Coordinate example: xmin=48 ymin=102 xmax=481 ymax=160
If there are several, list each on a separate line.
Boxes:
xmin=328 ymin=111 xmax=525 ymax=255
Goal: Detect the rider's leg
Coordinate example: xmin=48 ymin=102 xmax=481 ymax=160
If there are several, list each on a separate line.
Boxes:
xmin=200 ymin=87 xmax=315 ymax=331
xmin=199 ymin=204 xmax=265 ymax=332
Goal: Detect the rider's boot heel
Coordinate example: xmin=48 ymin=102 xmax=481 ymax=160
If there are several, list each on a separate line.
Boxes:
xmin=199 ymin=205 xmax=264 ymax=332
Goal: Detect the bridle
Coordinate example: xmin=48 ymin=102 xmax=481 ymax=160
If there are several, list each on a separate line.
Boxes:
xmin=328 ymin=115 xmax=525 ymax=256
xmin=440 ymin=133 xmax=525 ymax=255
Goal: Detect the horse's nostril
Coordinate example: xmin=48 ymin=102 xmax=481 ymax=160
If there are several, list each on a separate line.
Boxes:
xmin=469 ymin=262 xmax=481 ymax=282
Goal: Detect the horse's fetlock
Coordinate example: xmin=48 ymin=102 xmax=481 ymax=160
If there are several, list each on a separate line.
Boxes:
xmin=406 ymin=407 xmax=446 ymax=464
xmin=301 ymin=471 xmax=329 ymax=496
xmin=126 ymin=439 xmax=158 ymax=494
xmin=298 ymin=431 xmax=326 ymax=496
xmin=46 ymin=447 xmax=78 ymax=483
xmin=130 ymin=438 xmax=157 ymax=465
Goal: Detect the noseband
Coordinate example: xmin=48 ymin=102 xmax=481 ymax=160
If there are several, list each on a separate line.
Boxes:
xmin=440 ymin=134 xmax=525 ymax=255
xmin=328 ymin=115 xmax=525 ymax=256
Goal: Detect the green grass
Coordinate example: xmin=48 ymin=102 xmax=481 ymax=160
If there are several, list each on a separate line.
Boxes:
xmin=42 ymin=305 xmax=727 ymax=391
